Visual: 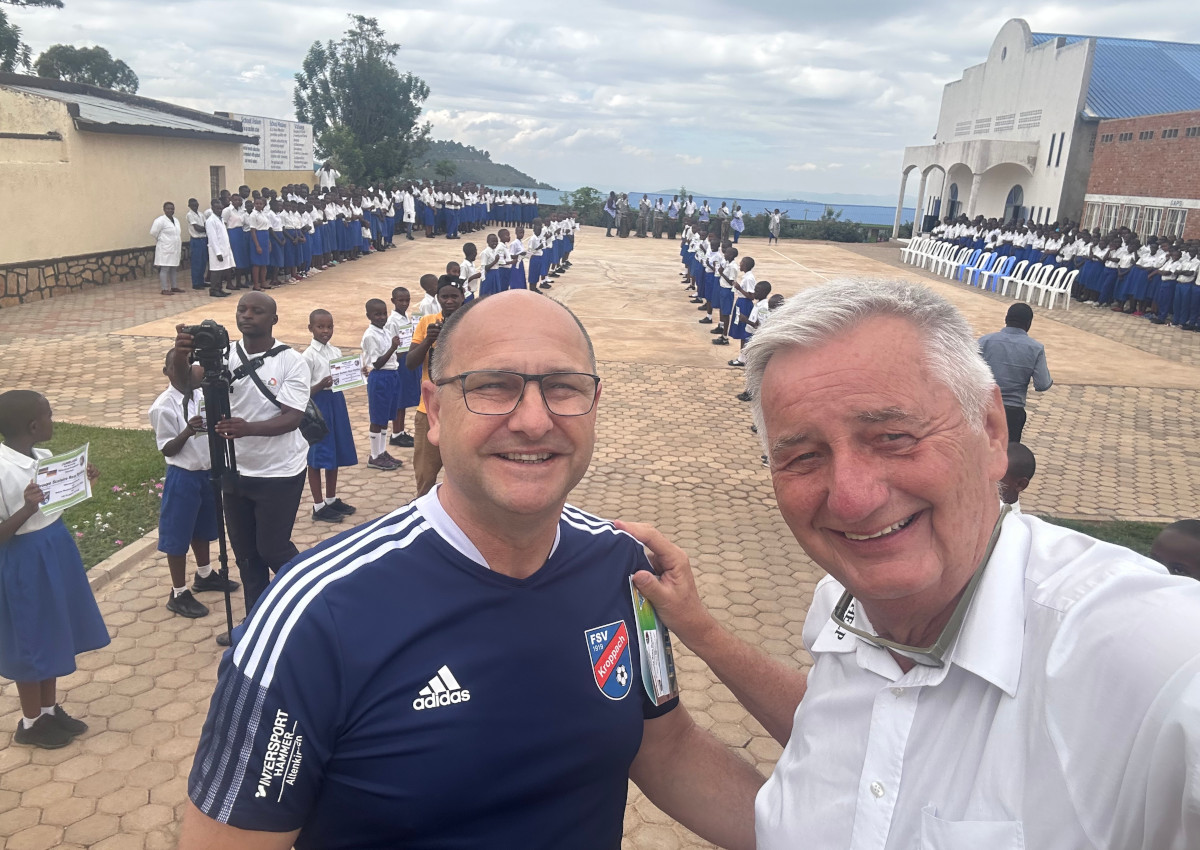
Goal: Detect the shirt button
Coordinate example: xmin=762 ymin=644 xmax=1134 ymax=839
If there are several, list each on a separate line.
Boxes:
xmin=891 ymin=687 xmax=905 ymax=697
xmin=870 ymin=781 xmax=885 ymax=798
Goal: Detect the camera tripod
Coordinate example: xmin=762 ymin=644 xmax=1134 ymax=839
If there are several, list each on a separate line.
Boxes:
xmin=195 ymin=350 xmax=239 ymax=647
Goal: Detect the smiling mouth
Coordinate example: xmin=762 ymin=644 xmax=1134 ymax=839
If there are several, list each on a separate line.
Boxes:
xmin=840 ymin=512 xmax=918 ymax=541
xmin=498 ymin=452 xmax=553 ymax=464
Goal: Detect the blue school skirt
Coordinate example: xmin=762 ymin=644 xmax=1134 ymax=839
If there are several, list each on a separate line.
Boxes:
xmin=498 ymin=267 xmax=512 ymax=290
xmin=717 ymin=286 xmax=734 ymax=315
xmin=308 ymin=389 xmax=358 ymax=470
xmin=1118 ymin=267 xmax=1148 ymax=302
xmin=309 ymin=227 xmax=323 ymax=257
xmin=157 ymin=465 xmax=218 ymax=556
xmin=397 ymin=363 xmax=422 ymax=409
xmin=0 ymin=520 xmax=110 ymax=681
xmin=510 ymin=261 xmax=527 ymax=289
xmin=1097 ymin=268 xmax=1120 ymax=304
xmin=250 ymin=230 xmax=270 ymax=266
xmin=482 ymin=268 xmax=502 ymax=297
xmin=729 ymin=297 xmax=754 ymax=340
xmin=367 ymin=370 xmax=399 ymax=427
xmin=528 ymin=254 xmax=543 ymax=284
xmin=283 ymin=229 xmax=299 ymax=267
xmin=229 ymin=227 xmax=251 ymax=269
xmin=269 ymin=233 xmax=285 ymax=268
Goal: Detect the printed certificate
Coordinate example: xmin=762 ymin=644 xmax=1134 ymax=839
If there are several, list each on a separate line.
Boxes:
xmin=35 ymin=443 xmax=91 ymax=512
xmin=329 ymin=355 xmax=365 ymax=392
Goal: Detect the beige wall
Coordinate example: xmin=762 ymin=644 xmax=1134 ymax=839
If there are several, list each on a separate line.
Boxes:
xmin=243 ymin=169 xmax=317 ymax=192
xmin=0 ymin=87 xmax=245 ymax=266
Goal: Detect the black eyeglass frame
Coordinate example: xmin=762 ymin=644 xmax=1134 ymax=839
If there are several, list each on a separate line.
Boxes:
xmin=433 ymin=370 xmax=601 ymax=416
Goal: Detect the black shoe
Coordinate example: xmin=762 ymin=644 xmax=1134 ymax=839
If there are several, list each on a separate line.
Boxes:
xmin=167 ymin=589 xmax=209 ymax=619
xmin=216 ymin=631 xmax=232 ymax=647
xmin=14 ymin=715 xmax=73 ymax=749
xmin=539 ymin=282 xmax=552 ymax=289
xmin=1150 ymin=317 xmax=1166 ymax=324
xmin=690 ymin=297 xmax=704 ymax=303
xmin=736 ymin=391 xmax=752 ymax=402
xmin=389 ymin=431 xmax=414 ymax=447
xmin=712 ymin=337 xmax=729 ymax=345
xmin=327 ymin=498 xmax=357 ymax=516
xmin=750 ymin=425 xmax=758 ymax=434
xmin=193 ymin=571 xmax=240 ymax=594
xmin=209 ymin=290 xmax=231 ymax=298
xmin=699 ymin=317 xmax=713 ymax=324
xmin=313 ymin=504 xmax=344 ymax=523
xmin=728 ymin=360 xmax=744 ymax=367
xmin=46 ymin=705 xmax=88 ymax=738
xmin=710 ymin=327 xmax=724 ymax=334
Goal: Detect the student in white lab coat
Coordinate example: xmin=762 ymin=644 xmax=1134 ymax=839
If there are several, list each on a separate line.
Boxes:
xmin=150 ymin=201 xmax=183 ymax=296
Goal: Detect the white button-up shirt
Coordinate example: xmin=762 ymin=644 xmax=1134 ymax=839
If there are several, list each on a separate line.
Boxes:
xmin=756 ymin=512 xmax=1200 ymax=850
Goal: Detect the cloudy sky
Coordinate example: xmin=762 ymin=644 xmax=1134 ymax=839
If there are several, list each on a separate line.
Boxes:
xmin=13 ymin=1 xmax=1200 ymax=203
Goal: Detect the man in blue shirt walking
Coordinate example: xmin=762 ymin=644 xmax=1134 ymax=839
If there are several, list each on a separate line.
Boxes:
xmin=978 ymin=303 xmax=1053 ymax=443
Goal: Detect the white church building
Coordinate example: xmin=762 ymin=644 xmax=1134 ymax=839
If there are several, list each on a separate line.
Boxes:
xmin=892 ymin=18 xmax=1200 ymax=236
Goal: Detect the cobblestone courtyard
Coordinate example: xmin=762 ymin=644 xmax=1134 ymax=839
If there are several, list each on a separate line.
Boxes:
xmin=0 ymin=229 xmax=1196 ymax=849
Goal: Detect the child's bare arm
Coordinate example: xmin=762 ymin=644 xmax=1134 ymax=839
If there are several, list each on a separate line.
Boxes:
xmin=0 ymin=481 xmax=45 ymax=545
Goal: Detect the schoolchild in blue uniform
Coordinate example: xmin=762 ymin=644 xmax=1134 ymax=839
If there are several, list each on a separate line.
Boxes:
xmin=181 ymin=290 xmax=762 ymax=850
xmin=149 ymin=351 xmax=239 ymax=621
xmin=386 ymin=288 xmax=420 ymax=448
xmin=480 ymin=233 xmax=503 ymax=297
xmin=0 ymin=390 xmax=109 ymax=749
xmin=361 ymin=299 xmax=404 ymax=471
xmin=508 ymin=225 xmax=529 ymax=290
xmin=304 ymin=310 xmax=359 ymax=523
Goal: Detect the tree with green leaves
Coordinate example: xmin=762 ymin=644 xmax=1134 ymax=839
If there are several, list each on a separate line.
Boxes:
xmin=294 ymin=14 xmax=431 ymax=185
xmin=0 ymin=0 xmax=62 ymax=73
xmin=34 ymin=43 xmax=138 ymax=92
xmin=562 ymin=186 xmax=603 ymax=223
xmin=433 ymin=159 xmax=456 ymax=180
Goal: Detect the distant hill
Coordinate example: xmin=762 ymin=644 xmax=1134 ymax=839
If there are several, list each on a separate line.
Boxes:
xmin=407 ymin=140 xmax=555 ymax=189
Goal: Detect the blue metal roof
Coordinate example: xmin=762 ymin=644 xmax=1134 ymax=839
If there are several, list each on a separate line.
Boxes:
xmin=1031 ymin=32 xmax=1200 ymax=119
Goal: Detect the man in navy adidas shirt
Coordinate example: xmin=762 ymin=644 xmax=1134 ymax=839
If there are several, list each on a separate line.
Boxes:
xmin=180 ymin=290 xmax=763 ymax=849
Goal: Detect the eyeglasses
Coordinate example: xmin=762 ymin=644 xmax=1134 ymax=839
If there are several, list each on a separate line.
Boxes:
xmin=434 ymin=370 xmax=601 ymax=416
xmin=829 ymin=504 xmax=1011 ymax=668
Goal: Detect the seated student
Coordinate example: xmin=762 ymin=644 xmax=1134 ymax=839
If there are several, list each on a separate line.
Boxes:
xmin=1150 ymin=519 xmax=1200 ymax=581
xmin=361 ymin=299 xmax=403 ymax=471
xmin=386 ymin=288 xmax=419 ymax=448
xmin=998 ymin=442 xmax=1036 ymax=514
xmin=303 ymin=309 xmax=359 ymax=522
xmin=149 ymin=350 xmax=238 ymax=619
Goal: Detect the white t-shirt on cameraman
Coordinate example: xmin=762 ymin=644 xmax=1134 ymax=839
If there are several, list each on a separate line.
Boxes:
xmin=228 ymin=340 xmax=311 ymax=479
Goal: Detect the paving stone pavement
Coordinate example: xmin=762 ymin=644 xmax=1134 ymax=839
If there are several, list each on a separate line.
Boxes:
xmin=0 ymin=229 xmax=1195 ymax=849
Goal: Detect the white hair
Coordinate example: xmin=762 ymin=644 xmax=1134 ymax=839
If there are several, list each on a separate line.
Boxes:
xmin=744 ymin=279 xmax=996 ymax=444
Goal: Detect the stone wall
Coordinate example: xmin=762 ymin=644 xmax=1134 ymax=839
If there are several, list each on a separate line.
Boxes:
xmin=0 ymin=244 xmax=192 ymax=308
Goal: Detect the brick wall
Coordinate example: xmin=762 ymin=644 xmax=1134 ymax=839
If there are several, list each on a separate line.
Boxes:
xmin=1087 ymin=110 xmax=1200 ymax=198
xmin=0 ymin=243 xmax=194 ymax=308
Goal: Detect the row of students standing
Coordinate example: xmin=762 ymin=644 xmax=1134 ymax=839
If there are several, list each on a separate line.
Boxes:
xmin=676 ymin=218 xmax=778 ymax=361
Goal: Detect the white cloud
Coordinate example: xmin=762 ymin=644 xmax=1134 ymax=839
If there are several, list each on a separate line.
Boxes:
xmin=787 ymin=163 xmax=819 ymax=172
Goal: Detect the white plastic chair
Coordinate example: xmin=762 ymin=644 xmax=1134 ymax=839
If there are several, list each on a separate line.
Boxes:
xmin=959 ymin=251 xmax=994 ymax=284
xmin=919 ymin=241 xmax=951 ymax=270
xmin=998 ymin=261 xmax=1035 ymax=298
xmin=932 ymin=246 xmax=971 ymax=277
xmin=900 ymin=238 xmax=928 ymax=264
xmin=1041 ymin=268 xmax=1078 ymax=310
xmin=1015 ymin=264 xmax=1057 ymax=303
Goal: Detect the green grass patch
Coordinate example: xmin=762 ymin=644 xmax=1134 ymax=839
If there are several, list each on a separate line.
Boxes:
xmin=1042 ymin=517 xmax=1166 ymax=557
xmin=3 ymin=424 xmax=165 ymax=569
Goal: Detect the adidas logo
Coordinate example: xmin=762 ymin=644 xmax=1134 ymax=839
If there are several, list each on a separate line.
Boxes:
xmin=412 ymin=665 xmax=471 ymax=711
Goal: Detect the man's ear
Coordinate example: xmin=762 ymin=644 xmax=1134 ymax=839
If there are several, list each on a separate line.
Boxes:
xmin=424 ymin=381 xmax=441 ymax=447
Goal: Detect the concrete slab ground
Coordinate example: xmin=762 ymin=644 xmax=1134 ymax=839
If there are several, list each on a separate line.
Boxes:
xmin=0 ymin=228 xmax=1196 ymax=849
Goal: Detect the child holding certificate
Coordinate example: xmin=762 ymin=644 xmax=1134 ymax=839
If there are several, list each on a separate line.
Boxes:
xmin=302 ymin=309 xmax=359 ymax=523
xmin=0 ymin=390 xmax=109 ymax=749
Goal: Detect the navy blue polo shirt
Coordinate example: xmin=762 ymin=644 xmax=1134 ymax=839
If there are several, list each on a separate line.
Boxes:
xmin=188 ymin=491 xmax=677 ymax=849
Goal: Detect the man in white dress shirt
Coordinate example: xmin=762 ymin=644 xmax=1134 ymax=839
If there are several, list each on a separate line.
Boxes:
xmin=626 ymin=279 xmax=1200 ymax=850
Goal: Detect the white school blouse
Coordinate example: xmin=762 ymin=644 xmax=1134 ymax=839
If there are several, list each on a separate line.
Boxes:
xmin=0 ymin=444 xmax=61 ymax=533
xmin=360 ymin=325 xmax=398 ymax=372
xmin=302 ymin=338 xmax=342 ymax=385
xmin=149 ymin=386 xmax=209 ymax=471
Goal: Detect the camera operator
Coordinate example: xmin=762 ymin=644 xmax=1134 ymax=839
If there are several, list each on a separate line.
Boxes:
xmin=173 ymin=292 xmax=310 ymax=646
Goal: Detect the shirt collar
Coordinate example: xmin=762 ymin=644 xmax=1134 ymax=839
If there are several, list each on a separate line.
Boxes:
xmin=1000 ymin=326 xmax=1028 ymax=337
xmin=0 ymin=441 xmax=38 ymax=472
xmin=416 ymin=486 xmax=561 ymax=570
xmin=809 ymin=509 xmax=1027 ymax=694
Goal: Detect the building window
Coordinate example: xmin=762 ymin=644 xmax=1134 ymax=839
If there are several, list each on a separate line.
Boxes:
xmin=1162 ymin=128 xmax=1179 ymax=139
xmin=994 ymin=113 xmax=1015 ymax=132
xmin=1017 ymin=110 xmax=1042 ymax=130
xmin=1187 ymin=127 xmax=1200 ymax=138
xmin=209 ymin=166 xmax=226 ymax=200
xmin=1056 ymin=132 xmax=1065 ymax=167
xmin=1120 ymin=205 xmax=1141 ymax=232
xmin=1088 ymin=130 xmax=1097 ymax=152
xmin=1138 ymin=130 xmax=1154 ymax=141
xmin=1083 ymin=202 xmax=1102 ymax=231
xmin=1102 ymin=204 xmax=1120 ymax=232
xmin=1047 ymin=135 xmax=1056 ymax=166
xmin=1004 ymin=185 xmax=1024 ymax=222
xmin=1118 ymin=132 xmax=1134 ymax=142
xmin=1164 ymin=208 xmax=1187 ymax=237
xmin=1100 ymin=133 xmax=1114 ymax=143
xmin=1142 ymin=207 xmax=1163 ymax=236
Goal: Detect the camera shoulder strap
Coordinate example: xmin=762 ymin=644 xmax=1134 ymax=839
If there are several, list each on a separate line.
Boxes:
xmin=234 ymin=342 xmax=291 ymax=408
